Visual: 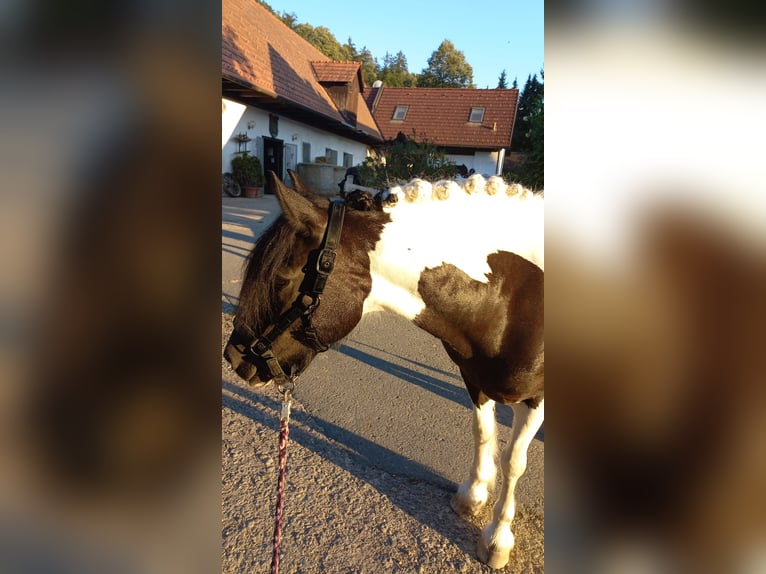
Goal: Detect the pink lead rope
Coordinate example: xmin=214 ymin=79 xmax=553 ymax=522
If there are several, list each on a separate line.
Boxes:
xmin=270 ymin=391 xmax=292 ymax=574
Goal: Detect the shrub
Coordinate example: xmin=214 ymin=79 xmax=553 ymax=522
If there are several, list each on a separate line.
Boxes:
xmin=231 ymin=152 xmax=264 ymax=187
xmin=357 ymin=132 xmax=458 ymax=189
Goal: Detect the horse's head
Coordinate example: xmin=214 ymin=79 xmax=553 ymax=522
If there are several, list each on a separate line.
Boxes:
xmin=224 ymin=171 xmax=388 ymax=386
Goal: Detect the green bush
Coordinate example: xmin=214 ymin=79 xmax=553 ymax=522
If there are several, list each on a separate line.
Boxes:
xmin=357 ymin=132 xmax=458 ymax=188
xmin=231 ymin=152 xmax=264 ymax=187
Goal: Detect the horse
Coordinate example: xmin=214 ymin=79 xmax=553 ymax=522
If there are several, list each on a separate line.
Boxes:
xmin=224 ymin=170 xmax=544 ymax=569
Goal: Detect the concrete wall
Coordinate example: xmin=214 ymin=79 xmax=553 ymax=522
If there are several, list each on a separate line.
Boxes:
xmin=297 ymin=163 xmax=347 ymax=196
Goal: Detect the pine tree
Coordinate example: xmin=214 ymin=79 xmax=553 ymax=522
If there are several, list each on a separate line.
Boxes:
xmin=497 ymin=69 xmax=508 ymax=89
xmin=357 ymin=47 xmax=378 ymax=86
xmin=511 ymin=73 xmax=543 ymax=152
xmin=379 ymin=51 xmax=417 ymax=87
xmin=278 ymin=10 xmax=298 ymax=29
xmin=507 ymin=71 xmax=544 ymax=190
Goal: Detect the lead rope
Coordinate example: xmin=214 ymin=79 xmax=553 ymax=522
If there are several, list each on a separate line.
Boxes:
xmin=270 ymin=382 xmax=294 ymax=574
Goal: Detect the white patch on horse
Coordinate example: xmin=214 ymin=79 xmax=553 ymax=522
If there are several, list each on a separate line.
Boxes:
xmin=479 ymin=399 xmax=544 ymax=568
xmin=452 ymin=399 xmax=498 ymax=516
xmin=365 ymin=176 xmax=543 ymax=319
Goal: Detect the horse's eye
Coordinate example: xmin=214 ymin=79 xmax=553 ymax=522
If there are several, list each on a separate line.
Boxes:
xmin=275 ymin=277 xmax=288 ymax=290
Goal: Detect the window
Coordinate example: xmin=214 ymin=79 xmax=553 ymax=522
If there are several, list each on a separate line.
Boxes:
xmin=302 ymin=142 xmax=311 ymax=163
xmin=468 ymin=107 xmax=485 ymax=123
xmin=325 ymin=148 xmax=338 ymax=165
xmin=343 ymin=152 xmax=353 ymax=168
xmin=392 ymin=105 xmax=408 ymax=120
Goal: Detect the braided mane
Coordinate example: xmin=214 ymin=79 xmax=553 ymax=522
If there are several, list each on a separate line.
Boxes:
xmin=343 ymin=174 xmax=539 ymax=212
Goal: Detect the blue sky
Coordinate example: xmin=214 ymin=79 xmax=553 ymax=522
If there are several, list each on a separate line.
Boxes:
xmin=261 ymin=0 xmax=544 ymax=89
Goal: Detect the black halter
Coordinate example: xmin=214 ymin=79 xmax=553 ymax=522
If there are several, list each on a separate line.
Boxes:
xmin=239 ymin=199 xmax=346 ymax=387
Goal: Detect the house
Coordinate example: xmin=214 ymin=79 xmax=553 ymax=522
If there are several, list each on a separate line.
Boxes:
xmin=222 ymin=0 xmax=383 ymax=193
xmin=365 ymin=85 xmax=519 ymax=176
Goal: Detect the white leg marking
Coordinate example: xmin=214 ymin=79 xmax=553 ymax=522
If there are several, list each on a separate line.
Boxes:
xmin=478 ymin=399 xmax=544 ymax=569
xmin=452 ymin=400 xmax=498 ymax=517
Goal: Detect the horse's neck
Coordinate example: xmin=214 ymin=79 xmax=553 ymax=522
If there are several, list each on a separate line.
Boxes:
xmin=363 ymin=193 xmax=544 ymax=321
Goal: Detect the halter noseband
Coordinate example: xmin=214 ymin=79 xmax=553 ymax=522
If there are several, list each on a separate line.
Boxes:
xmin=235 ymin=199 xmax=346 ymax=387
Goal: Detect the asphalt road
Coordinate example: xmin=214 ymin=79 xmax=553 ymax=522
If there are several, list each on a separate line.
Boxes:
xmin=222 ymin=194 xmax=544 ymax=572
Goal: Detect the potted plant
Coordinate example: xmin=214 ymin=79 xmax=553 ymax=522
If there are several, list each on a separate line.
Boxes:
xmin=231 ymin=152 xmax=264 ymax=198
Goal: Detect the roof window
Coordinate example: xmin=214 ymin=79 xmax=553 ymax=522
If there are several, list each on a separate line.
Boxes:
xmin=468 ymin=107 xmax=485 ymax=123
xmin=392 ymin=105 xmax=408 ymax=120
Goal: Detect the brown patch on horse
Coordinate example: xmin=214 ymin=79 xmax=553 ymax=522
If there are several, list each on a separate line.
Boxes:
xmin=414 ymin=251 xmax=544 ymax=407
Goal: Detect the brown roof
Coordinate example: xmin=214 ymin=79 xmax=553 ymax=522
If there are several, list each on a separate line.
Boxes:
xmin=311 ymin=61 xmax=362 ymax=84
xmin=367 ymin=87 xmax=519 ymax=150
xmin=222 ymin=0 xmax=382 ymax=143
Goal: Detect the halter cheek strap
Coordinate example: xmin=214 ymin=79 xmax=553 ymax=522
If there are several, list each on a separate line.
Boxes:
xmin=244 ymin=199 xmax=346 ymax=386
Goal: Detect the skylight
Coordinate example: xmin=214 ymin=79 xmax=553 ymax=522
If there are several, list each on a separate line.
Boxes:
xmin=392 ymin=105 xmax=408 ymax=120
xmin=469 ymin=107 xmax=485 ymax=123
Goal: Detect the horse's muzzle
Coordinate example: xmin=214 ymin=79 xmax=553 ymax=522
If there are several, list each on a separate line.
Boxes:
xmin=223 ymin=331 xmax=271 ymax=386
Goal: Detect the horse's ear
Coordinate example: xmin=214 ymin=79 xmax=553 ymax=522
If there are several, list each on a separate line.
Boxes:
xmin=270 ymin=172 xmax=323 ymax=234
xmin=287 ymin=169 xmax=316 ymax=199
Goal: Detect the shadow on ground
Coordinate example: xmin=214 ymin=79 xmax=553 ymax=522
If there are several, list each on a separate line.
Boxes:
xmin=222 ymin=379 xmax=483 ymax=558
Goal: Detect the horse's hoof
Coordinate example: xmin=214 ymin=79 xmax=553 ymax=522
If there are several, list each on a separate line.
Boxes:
xmin=477 ymin=527 xmax=514 ymax=570
xmin=477 ymin=538 xmax=512 ymax=570
xmin=450 ymin=492 xmax=484 ymax=518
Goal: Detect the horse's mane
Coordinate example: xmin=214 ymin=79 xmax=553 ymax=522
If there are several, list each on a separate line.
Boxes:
xmin=393 ymin=174 xmax=540 ymax=203
xmin=345 ymin=174 xmax=541 ymax=212
xmin=235 ymin=215 xmax=297 ymax=336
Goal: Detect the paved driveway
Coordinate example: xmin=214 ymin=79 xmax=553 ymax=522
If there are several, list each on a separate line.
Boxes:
xmin=221 ymin=194 xmax=544 ymax=572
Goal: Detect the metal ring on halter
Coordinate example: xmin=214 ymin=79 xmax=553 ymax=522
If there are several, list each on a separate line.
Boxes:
xmin=277 ymin=374 xmax=296 ymax=398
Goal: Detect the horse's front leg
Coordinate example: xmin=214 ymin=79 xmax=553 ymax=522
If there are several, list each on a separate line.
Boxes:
xmin=478 ymin=400 xmax=544 ymax=569
xmin=451 ymin=399 xmax=497 ymax=517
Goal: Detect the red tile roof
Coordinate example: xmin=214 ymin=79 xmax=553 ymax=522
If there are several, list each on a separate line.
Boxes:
xmin=222 ymin=0 xmax=381 ymax=142
xmin=367 ymin=87 xmax=519 ymax=150
xmin=311 ymin=61 xmax=362 ymax=84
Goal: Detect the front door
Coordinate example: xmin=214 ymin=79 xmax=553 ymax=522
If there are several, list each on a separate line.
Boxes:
xmin=262 ymin=137 xmax=284 ymax=194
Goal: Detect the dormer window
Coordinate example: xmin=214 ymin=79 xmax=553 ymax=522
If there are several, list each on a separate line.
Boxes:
xmin=392 ymin=105 xmax=408 ymax=120
xmin=468 ymin=107 xmax=485 ymax=123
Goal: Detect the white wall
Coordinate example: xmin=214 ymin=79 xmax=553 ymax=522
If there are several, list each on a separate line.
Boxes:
xmin=446 ymin=153 xmax=474 ymax=171
xmin=445 ymin=149 xmax=506 ymax=177
xmin=221 ymin=98 xmax=370 ymax=178
xmin=472 ymin=150 xmax=504 ymax=177
xmin=222 ymin=99 xmax=246 ymax=149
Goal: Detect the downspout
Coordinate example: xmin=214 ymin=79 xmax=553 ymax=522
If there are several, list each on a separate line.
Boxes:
xmin=495 ymin=148 xmax=506 ymax=176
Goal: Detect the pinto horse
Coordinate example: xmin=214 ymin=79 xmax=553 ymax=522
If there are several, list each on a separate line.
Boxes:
xmin=224 ymin=171 xmax=544 ymax=569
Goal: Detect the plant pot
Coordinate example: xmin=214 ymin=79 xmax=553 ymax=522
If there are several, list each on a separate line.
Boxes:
xmin=243 ymin=186 xmax=261 ymax=198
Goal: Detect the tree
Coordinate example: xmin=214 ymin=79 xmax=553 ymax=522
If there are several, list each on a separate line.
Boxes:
xmin=507 ymin=70 xmax=544 ymax=190
xmin=512 ymin=77 xmax=518 ymax=89
xmin=417 ymin=40 xmax=474 ymax=88
xmin=356 ymin=47 xmax=379 ymax=86
xmin=278 ymin=10 xmax=298 ymax=29
xmin=511 ymin=73 xmax=544 ymax=152
xmin=378 ymin=51 xmax=417 ymax=87
xmin=497 ymin=69 xmax=508 ymax=89
xmin=293 ymin=23 xmax=348 ymax=61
